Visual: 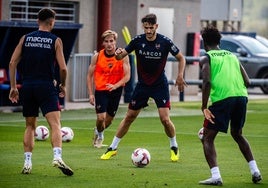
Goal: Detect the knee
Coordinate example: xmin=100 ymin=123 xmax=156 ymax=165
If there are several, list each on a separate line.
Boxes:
xmin=125 ymin=113 xmax=137 ymax=123
xmin=231 ymin=129 xmax=242 ymax=141
xmin=105 ymin=120 xmax=112 ymax=128
xmin=160 ymin=118 xmax=171 ymax=127
xmin=97 ymin=116 xmax=105 ymax=124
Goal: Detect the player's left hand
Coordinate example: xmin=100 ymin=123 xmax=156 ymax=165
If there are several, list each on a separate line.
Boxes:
xmin=106 ymin=83 xmax=117 ymax=91
xmin=175 ymin=76 xmax=187 ymax=92
xmin=59 ymin=84 xmax=66 ymax=98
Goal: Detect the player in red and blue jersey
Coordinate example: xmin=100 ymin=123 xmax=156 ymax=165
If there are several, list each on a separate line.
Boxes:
xmin=100 ymin=13 xmax=187 ymax=162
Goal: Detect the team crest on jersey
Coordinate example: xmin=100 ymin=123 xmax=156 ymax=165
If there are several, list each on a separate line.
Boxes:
xmin=155 ymin=43 xmax=160 ymax=49
xmin=142 ymin=43 xmax=146 ymax=48
xmin=108 ymin=63 xmax=113 ymax=68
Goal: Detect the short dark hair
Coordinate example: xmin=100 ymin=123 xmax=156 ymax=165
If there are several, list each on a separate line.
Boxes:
xmin=38 ymin=8 xmax=56 ymax=21
xmin=201 ymin=25 xmax=221 ymax=46
xmin=141 ymin=13 xmax=157 ymax=24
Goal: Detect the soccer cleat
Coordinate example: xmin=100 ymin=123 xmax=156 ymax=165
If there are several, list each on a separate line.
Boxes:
xmin=52 ymin=158 xmax=73 ymax=176
xmin=94 ymin=138 xmax=104 ymax=148
xmin=100 ymin=147 xmax=117 ymax=160
xmin=252 ymin=172 xmax=262 ymax=184
xmin=170 ymin=146 xmax=179 ymax=162
xmin=199 ymin=177 xmax=223 ymax=186
xmin=21 ymin=163 xmax=32 ymax=174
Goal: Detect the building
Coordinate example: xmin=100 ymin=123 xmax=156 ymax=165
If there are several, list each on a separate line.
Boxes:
xmin=0 ymin=0 xmax=243 ymax=105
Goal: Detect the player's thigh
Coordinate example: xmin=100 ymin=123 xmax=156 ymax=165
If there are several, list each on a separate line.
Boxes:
xmin=230 ymin=97 xmax=247 ymax=130
xmin=95 ymin=90 xmax=108 ymax=113
xmin=208 ymin=99 xmax=231 ymax=133
xmin=37 ymin=82 xmax=60 ymax=116
xmin=129 ymin=84 xmax=149 ymax=110
xmin=107 ymin=87 xmax=123 ymax=116
xmin=21 ymin=85 xmax=39 ymax=117
xmin=152 ymin=84 xmax=170 ymax=108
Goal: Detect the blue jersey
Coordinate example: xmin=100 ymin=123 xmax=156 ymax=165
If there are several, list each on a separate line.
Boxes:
xmin=125 ymin=33 xmax=179 ymax=86
xmin=21 ymin=30 xmax=57 ymax=82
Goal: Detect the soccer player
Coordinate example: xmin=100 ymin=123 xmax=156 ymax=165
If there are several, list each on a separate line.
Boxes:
xmin=199 ymin=25 xmax=262 ymax=185
xmin=9 ymin=8 xmax=73 ymax=176
xmin=87 ymin=30 xmax=130 ymax=148
xmin=100 ymin=13 xmax=187 ymax=161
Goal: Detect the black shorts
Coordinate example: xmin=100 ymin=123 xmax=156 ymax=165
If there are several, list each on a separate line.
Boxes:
xmin=203 ymin=96 xmax=248 ymax=133
xmin=129 ymin=82 xmax=170 ymax=110
xmin=22 ymin=80 xmax=60 ymax=117
xmin=94 ymin=87 xmax=123 ymax=117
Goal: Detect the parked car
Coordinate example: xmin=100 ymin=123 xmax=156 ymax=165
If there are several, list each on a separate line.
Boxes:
xmin=256 ymin=35 xmax=268 ymax=48
xmin=200 ymin=34 xmax=268 ymax=94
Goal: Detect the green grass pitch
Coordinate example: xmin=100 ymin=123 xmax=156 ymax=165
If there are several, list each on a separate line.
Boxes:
xmin=0 ymin=100 xmax=267 ymax=188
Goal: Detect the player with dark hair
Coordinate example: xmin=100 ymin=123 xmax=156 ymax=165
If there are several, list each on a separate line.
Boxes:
xmin=100 ymin=13 xmax=187 ymax=161
xmin=87 ymin=30 xmax=130 ymax=148
xmin=9 ymin=8 xmax=73 ymax=176
xmin=199 ymin=25 xmax=262 ymax=185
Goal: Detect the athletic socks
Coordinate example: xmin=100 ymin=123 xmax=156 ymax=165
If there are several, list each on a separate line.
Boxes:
xmin=211 ymin=166 xmax=221 ymax=179
xmin=109 ymin=136 xmax=121 ymax=150
xmin=95 ymin=127 xmax=104 ymax=140
xmin=169 ymin=136 xmax=178 ymax=148
xmin=249 ymin=160 xmax=260 ymax=175
xmin=53 ymin=147 xmax=62 ymax=159
xmin=97 ymin=131 xmax=104 ymax=140
xmin=24 ymin=152 xmax=32 ymax=165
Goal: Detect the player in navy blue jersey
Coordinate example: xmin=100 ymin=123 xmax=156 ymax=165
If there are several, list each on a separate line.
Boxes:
xmin=9 ymin=8 xmax=73 ymax=176
xmin=101 ymin=13 xmax=187 ymax=161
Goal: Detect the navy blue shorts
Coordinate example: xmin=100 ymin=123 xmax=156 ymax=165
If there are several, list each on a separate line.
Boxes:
xmin=129 ymin=82 xmax=170 ymax=110
xmin=22 ymin=80 xmax=60 ymax=117
xmin=203 ymin=96 xmax=248 ymax=133
xmin=95 ymin=87 xmax=123 ymax=117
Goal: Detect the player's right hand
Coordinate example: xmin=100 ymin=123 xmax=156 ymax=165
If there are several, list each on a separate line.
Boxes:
xmin=115 ymin=48 xmax=123 ymax=56
xmin=9 ymin=88 xmax=19 ymax=103
xmin=89 ymin=94 xmax=95 ymax=106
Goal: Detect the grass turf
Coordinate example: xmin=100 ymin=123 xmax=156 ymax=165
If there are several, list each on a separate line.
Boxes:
xmin=0 ymin=100 xmax=267 ymax=188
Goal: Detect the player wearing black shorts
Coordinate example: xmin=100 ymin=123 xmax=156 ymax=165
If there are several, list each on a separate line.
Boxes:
xmin=199 ymin=25 xmax=262 ymax=185
xmin=87 ymin=30 xmax=130 ymax=148
xmin=100 ymin=14 xmax=187 ymax=161
xmin=9 ymin=8 xmax=73 ymax=176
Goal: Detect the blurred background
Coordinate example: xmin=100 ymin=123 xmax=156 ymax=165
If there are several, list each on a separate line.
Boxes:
xmin=0 ymin=0 xmax=268 ymax=107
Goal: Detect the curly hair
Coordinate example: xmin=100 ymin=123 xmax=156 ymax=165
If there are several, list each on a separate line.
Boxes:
xmin=201 ymin=25 xmax=221 ymax=46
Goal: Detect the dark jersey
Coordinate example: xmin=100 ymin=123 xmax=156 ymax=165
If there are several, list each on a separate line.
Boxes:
xmin=125 ymin=33 xmax=180 ymax=86
xmin=21 ymin=30 xmax=57 ymax=82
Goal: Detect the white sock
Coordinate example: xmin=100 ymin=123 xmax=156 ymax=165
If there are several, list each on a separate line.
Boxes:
xmin=94 ymin=127 xmax=98 ymax=135
xmin=169 ymin=136 xmax=178 ymax=148
xmin=97 ymin=131 xmax=104 ymax=140
xmin=109 ymin=136 xmax=121 ymax=150
xmin=211 ymin=166 xmax=221 ymax=179
xmin=249 ymin=160 xmax=260 ymax=175
xmin=24 ymin=152 xmax=32 ymax=165
xmin=53 ymin=147 xmax=62 ymax=160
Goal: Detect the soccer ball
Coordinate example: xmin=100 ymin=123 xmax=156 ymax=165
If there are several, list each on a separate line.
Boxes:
xmin=61 ymin=127 xmax=74 ymax=142
xmin=35 ymin=125 xmax=49 ymax=141
xmin=131 ymin=148 xmax=151 ymax=168
xmin=198 ymin=127 xmax=204 ymax=140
